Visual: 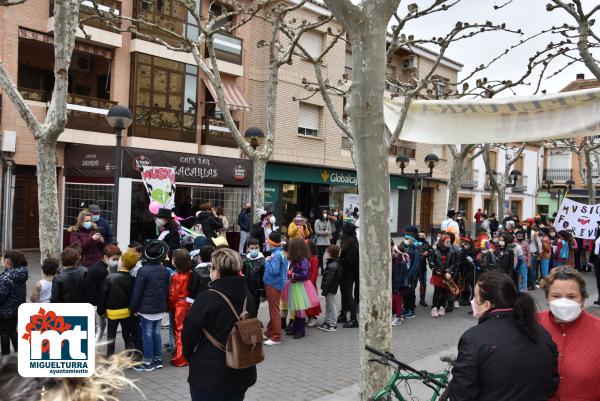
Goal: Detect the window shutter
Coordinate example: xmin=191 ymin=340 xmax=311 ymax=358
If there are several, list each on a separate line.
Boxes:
xmin=298 ymin=103 xmax=320 ymax=131
xmin=299 ymin=30 xmax=323 ymax=59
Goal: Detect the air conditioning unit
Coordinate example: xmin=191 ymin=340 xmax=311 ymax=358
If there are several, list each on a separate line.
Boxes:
xmin=71 ymin=55 xmax=92 ymax=73
xmin=402 ymin=56 xmax=416 ymax=70
xmin=1 ymin=131 xmax=16 ymax=155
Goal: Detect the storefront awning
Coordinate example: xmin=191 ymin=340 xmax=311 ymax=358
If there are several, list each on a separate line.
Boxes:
xmin=18 ymin=28 xmax=113 ymax=60
xmin=203 ymin=79 xmax=251 ymax=111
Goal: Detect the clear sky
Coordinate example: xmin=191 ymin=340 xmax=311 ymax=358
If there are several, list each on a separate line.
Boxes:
xmin=401 ymin=0 xmax=598 ymax=97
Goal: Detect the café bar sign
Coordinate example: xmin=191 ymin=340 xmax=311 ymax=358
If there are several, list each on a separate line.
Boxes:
xmin=64 ymin=144 xmax=253 ymax=186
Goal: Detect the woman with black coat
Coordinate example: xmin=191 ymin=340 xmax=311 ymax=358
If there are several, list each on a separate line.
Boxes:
xmin=195 ymin=202 xmax=224 ymax=239
xmin=182 ymin=248 xmax=257 ymax=401
xmin=447 ymin=271 xmax=559 ymax=401
xmin=338 ymin=223 xmax=359 ymax=328
xmin=154 ymin=208 xmax=181 ymax=261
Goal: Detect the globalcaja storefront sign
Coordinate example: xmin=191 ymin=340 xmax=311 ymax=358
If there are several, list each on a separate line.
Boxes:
xmin=266 ymin=163 xmax=408 ymax=189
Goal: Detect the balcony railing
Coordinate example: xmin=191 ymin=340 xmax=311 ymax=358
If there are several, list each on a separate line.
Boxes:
xmin=484 ymin=172 xmax=502 ymax=190
xmin=201 ymin=117 xmax=240 ymax=148
xmin=207 ymin=32 xmax=243 ymax=65
xmin=50 ymin=0 xmax=122 ymax=30
xmin=19 ymin=88 xmax=116 ymax=133
xmin=512 ymin=175 xmax=528 ymax=193
xmin=543 ymin=168 xmax=572 ymax=182
xmin=460 ymin=169 xmax=479 ymax=189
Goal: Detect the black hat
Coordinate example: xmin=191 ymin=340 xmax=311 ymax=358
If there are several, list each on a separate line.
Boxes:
xmin=155 ymin=208 xmax=172 ymax=219
xmin=342 ymin=222 xmax=357 ymax=236
xmin=269 ymin=231 xmax=282 ymax=244
xmin=142 ymin=240 xmax=169 ymax=263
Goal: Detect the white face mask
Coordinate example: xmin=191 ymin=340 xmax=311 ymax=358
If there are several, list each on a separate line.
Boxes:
xmin=498 ymin=241 xmax=505 ymax=247
xmin=470 ymin=298 xmax=479 ymax=319
xmin=269 ymin=216 xmax=276 ymax=225
xmin=549 ymin=298 xmax=582 ymax=322
xmin=334 ymin=212 xmax=339 ymax=216
xmin=155 ymin=218 xmax=167 ymax=227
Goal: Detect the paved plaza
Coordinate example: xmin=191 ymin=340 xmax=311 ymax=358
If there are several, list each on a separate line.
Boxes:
xmin=21 ymin=252 xmax=600 ymax=401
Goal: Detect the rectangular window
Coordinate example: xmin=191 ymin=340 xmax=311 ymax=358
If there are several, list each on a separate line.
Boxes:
xmin=134 ymin=0 xmax=200 ymax=46
xmin=435 ymin=82 xmax=447 ymax=97
xmin=345 ymin=51 xmax=352 ymax=76
xmin=299 ymin=30 xmax=323 ymax=59
xmin=298 ymin=102 xmax=321 ymax=137
xmin=64 ymin=183 xmax=114 ymax=229
xmin=131 ymin=53 xmax=198 ymax=142
xmin=341 ymin=136 xmax=351 ymax=150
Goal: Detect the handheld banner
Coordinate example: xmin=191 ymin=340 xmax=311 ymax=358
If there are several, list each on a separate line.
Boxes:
xmin=141 ymin=166 xmax=176 ymax=210
xmin=553 ymin=198 xmax=600 ymax=239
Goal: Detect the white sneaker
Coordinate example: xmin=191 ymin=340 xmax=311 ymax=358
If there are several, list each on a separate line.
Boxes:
xmin=438 ymin=306 xmax=446 ymax=316
xmin=392 ymin=316 xmax=401 ymax=326
xmin=264 ymin=339 xmax=281 ymax=346
xmin=307 ymin=318 xmax=317 ymax=327
xmin=454 ymin=300 xmax=460 ymax=309
xmin=263 ymin=334 xmax=269 ymax=341
xmin=430 ymin=308 xmax=439 ymax=318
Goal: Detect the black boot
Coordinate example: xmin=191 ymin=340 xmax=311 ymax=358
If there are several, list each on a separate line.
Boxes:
xmin=337 ymin=311 xmax=348 ymax=324
xmin=281 ymin=318 xmax=287 ymax=330
xmin=419 ymin=297 xmax=428 ymax=307
xmin=285 ymin=320 xmax=295 ymax=335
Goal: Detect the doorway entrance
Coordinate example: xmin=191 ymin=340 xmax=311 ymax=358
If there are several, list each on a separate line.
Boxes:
xmin=13 ymin=174 xmax=40 ymax=249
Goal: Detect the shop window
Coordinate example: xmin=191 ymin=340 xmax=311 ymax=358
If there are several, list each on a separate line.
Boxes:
xmin=131 ymin=53 xmax=198 ymax=142
xmin=299 ymin=30 xmax=323 ymax=59
xmin=63 ymin=183 xmax=114 ymax=229
xmin=298 ymin=102 xmax=321 ymax=137
xmin=191 ymin=186 xmax=250 ymax=231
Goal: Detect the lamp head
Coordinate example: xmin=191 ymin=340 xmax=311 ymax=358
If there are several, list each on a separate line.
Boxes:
xmin=106 ymin=105 xmax=133 ymax=130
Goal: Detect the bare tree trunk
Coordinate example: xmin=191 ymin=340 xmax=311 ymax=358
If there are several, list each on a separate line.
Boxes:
xmin=497 ymin=186 xmax=507 ymax=218
xmin=584 ymin=148 xmax=596 ymax=204
xmin=347 ymin=15 xmax=393 ymax=401
xmin=0 ymin=0 xmax=78 ymax=259
xmin=252 ymin=157 xmax=266 ymax=211
xmin=36 ymin=139 xmax=61 ymax=258
xmin=447 ymin=156 xmax=466 ymax=212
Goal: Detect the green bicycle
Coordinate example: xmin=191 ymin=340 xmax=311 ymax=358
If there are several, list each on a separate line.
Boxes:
xmin=365 ymin=345 xmax=454 ymax=401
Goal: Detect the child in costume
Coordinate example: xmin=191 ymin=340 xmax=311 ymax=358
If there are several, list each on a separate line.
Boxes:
xmin=243 ymin=237 xmax=265 ymax=314
xmin=281 ymin=238 xmax=320 ymax=339
xmin=168 ymin=249 xmax=193 ymax=367
xmin=305 ymin=240 xmax=322 ymax=327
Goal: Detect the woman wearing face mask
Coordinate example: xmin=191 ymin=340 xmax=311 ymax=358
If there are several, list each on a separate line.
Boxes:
xmin=86 ymin=244 xmax=122 ymax=343
xmin=427 ymin=234 xmax=456 ymax=318
xmin=154 ymin=208 xmax=181 ymax=262
xmin=538 ymin=267 xmax=600 ymax=401
xmin=448 ymin=271 xmax=559 ymax=401
xmin=331 ymin=209 xmax=343 ymax=245
xmin=287 ymin=213 xmax=311 ymax=240
xmin=182 ymin=248 xmax=257 ymax=401
xmin=314 ymin=209 xmax=333 ymax=271
xmin=494 ymin=233 xmax=515 ymax=276
xmin=262 ymin=214 xmax=278 ymax=257
xmin=69 ymin=211 xmax=105 ymax=268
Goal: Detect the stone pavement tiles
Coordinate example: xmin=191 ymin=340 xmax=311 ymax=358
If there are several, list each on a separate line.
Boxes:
xmin=20 ymin=253 xmax=600 ymax=401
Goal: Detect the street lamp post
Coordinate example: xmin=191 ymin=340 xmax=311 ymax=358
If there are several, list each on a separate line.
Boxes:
xmin=106 ymin=105 xmax=132 ymax=242
xmin=244 ymin=127 xmax=265 ymax=226
xmin=396 ymin=153 xmax=440 ymax=226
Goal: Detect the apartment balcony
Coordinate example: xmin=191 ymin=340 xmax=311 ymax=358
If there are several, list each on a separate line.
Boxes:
xmin=49 ymin=0 xmax=122 ymax=48
xmin=201 ymin=117 xmax=240 ymax=148
xmin=484 ymin=172 xmax=502 ymax=190
xmin=543 ymin=168 xmax=573 ymax=183
xmin=460 ymin=169 xmax=479 ymax=189
xmin=512 ymin=175 xmax=528 ymax=193
xmin=19 ymin=88 xmax=116 ymax=134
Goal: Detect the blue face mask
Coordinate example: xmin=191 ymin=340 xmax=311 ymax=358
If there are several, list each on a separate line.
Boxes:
xmin=83 ymin=221 xmax=92 ymax=230
xmin=249 ymin=250 xmax=259 ymax=258
xmin=91 ymin=215 xmax=100 ymax=222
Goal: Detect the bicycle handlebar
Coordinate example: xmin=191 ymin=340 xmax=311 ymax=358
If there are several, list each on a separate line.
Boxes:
xmin=365 ymin=345 xmax=447 ymax=389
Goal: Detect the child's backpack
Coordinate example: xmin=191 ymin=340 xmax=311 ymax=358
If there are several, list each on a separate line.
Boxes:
xmin=203 ymin=289 xmax=264 ymax=369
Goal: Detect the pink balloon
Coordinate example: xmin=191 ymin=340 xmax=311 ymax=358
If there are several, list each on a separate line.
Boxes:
xmin=148 ymin=201 xmax=161 ymax=215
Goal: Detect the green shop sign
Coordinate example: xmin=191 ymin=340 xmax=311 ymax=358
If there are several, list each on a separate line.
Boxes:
xmin=265 ymin=163 xmax=408 ymax=189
